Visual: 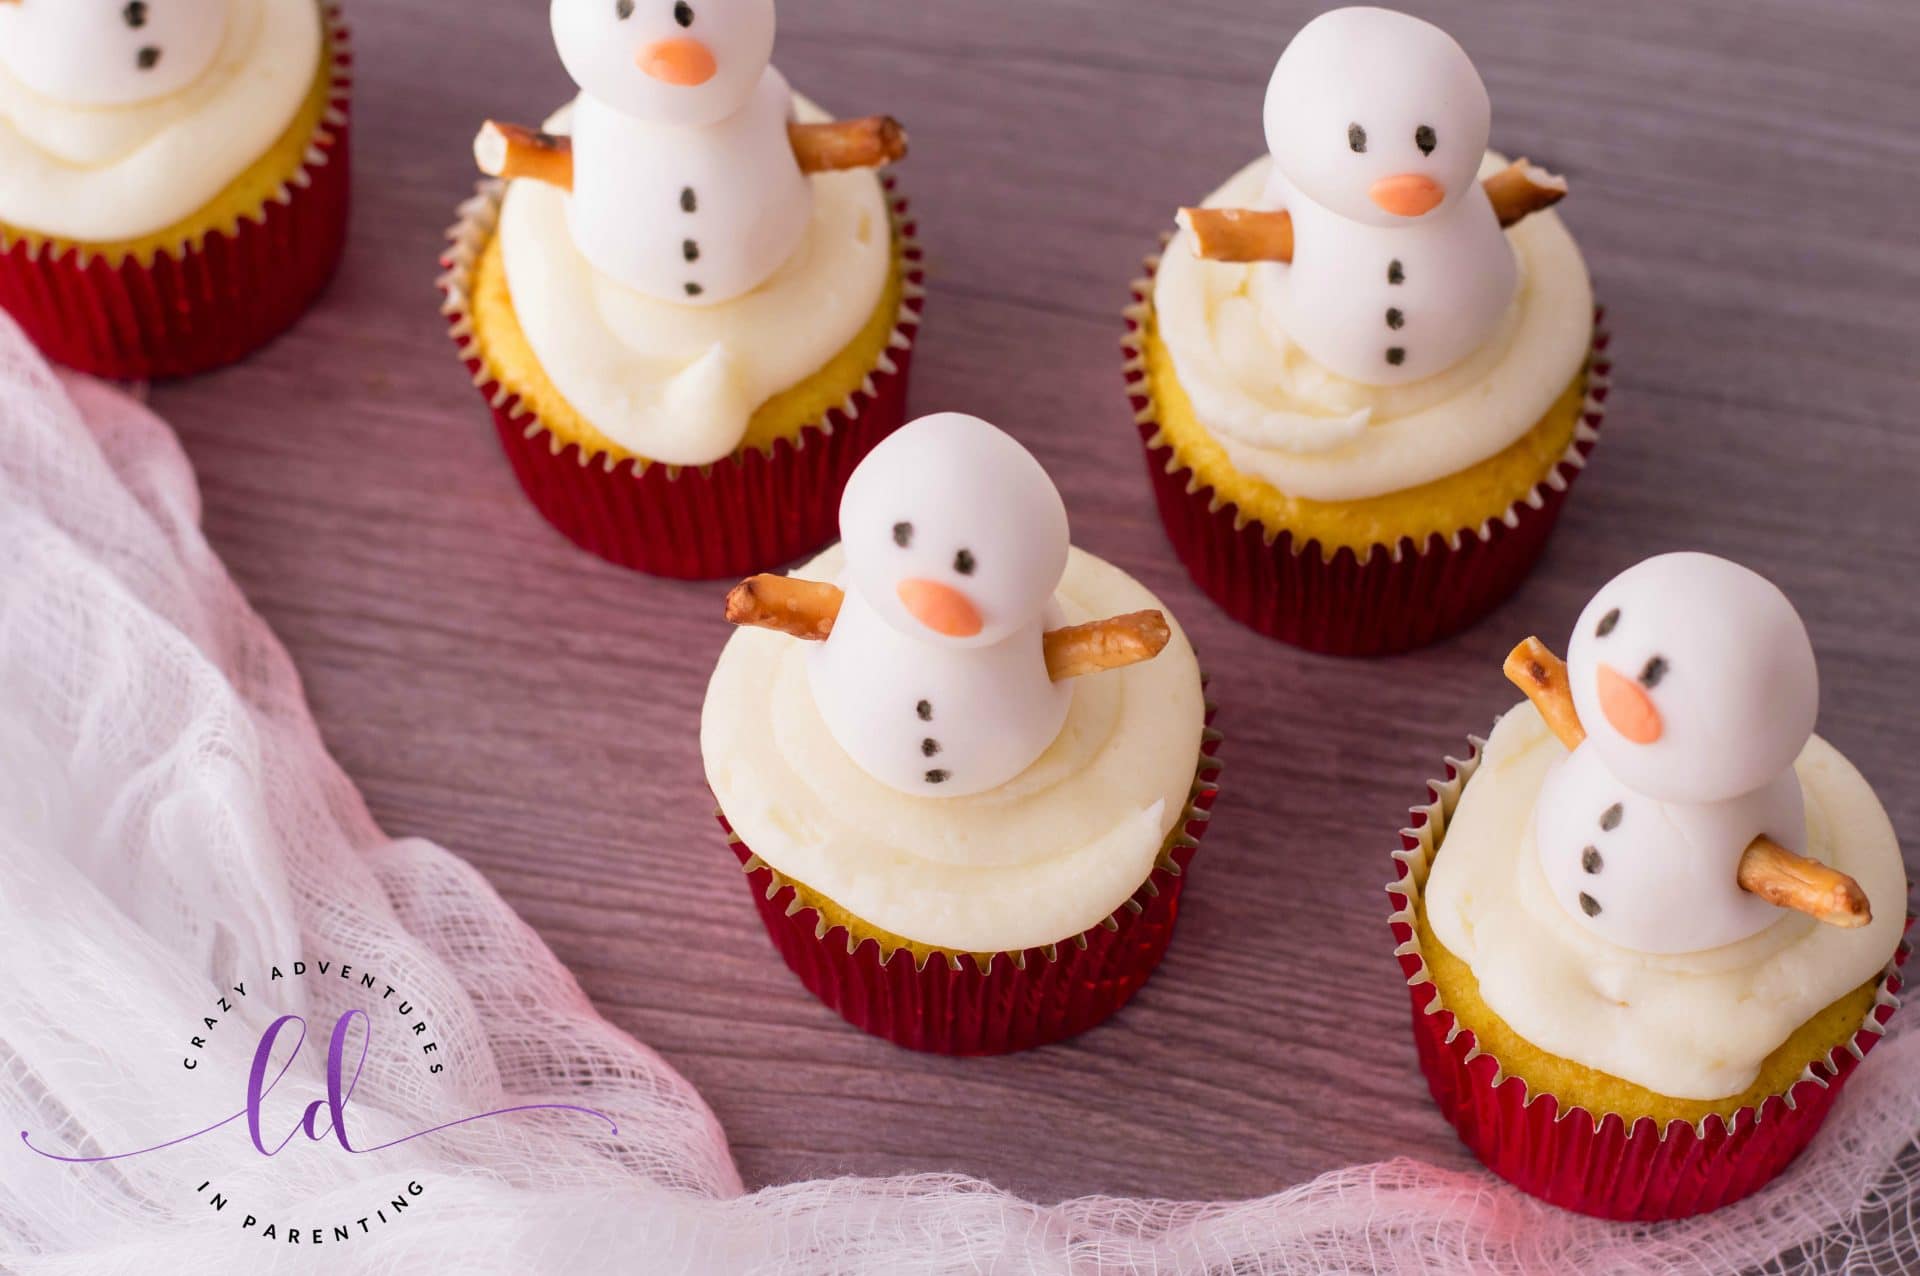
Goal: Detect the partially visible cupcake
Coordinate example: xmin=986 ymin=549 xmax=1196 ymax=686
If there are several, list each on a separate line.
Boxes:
xmin=440 ymin=0 xmax=919 ymax=580
xmin=702 ymin=413 xmax=1219 ymax=1053
xmin=0 ymin=0 xmax=351 ymax=379
xmin=1390 ymin=552 xmax=1906 ymax=1219
xmin=1127 ymin=6 xmax=1602 ymax=656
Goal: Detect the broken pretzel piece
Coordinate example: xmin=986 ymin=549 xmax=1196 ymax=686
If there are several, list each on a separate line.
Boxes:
xmin=1501 ymin=635 xmax=1871 ymax=931
xmin=1184 ymin=158 xmax=1569 ymax=264
xmin=789 ymin=116 xmax=909 ymax=174
xmin=475 ymin=121 xmax=574 ymax=190
xmin=724 ymin=574 xmax=1169 ymax=682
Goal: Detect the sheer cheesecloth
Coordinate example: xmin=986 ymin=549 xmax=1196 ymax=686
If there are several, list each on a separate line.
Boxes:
xmin=0 ymin=311 xmax=1913 ymax=1273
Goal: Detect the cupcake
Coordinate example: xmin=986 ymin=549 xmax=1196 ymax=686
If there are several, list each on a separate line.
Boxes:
xmin=0 ymin=0 xmax=351 ymax=379
xmin=439 ymin=0 xmax=920 ymax=580
xmin=1390 ymin=552 xmax=1907 ymax=1219
xmin=702 ymin=412 xmax=1220 ymax=1053
xmin=1126 ymin=6 xmax=1603 ymax=656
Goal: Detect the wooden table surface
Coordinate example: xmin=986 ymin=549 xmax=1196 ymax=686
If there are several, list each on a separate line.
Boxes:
xmin=149 ymin=0 xmax=1919 ymax=1208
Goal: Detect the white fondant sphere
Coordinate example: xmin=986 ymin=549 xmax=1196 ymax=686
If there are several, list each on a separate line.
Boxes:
xmin=552 ymin=0 xmax=774 ymax=127
xmin=838 ymin=413 xmax=1070 ymax=650
xmin=1534 ymin=740 xmax=1801 ymax=954
xmin=0 ymin=0 xmax=227 ymax=108
xmin=1263 ymin=7 xmax=1490 ymax=229
xmin=1566 ymin=553 xmax=1818 ymax=804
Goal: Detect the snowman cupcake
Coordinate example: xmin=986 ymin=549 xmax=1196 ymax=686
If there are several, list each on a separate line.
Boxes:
xmin=702 ymin=413 xmax=1220 ymax=1053
xmin=1390 ymin=553 xmax=1907 ymax=1219
xmin=440 ymin=0 xmax=920 ymax=580
xmin=0 ymin=0 xmax=351 ymax=379
xmin=1126 ymin=6 xmax=1603 ymax=655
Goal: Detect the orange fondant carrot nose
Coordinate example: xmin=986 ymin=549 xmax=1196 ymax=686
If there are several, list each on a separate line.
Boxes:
xmin=638 ymin=37 xmax=717 ymax=86
xmin=1597 ymin=663 xmax=1662 ymax=744
xmin=897 ymin=579 xmax=982 ymax=638
xmin=1369 ymin=173 xmax=1445 ymax=217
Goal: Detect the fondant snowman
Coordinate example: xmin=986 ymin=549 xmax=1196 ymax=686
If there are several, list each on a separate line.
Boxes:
xmin=806 ymin=413 xmax=1074 ymax=798
xmin=1254 ymin=6 xmax=1517 ymax=384
xmin=1533 ymin=553 xmax=1820 ymax=954
xmin=550 ymin=0 xmax=810 ymax=305
xmin=0 ymin=0 xmax=227 ymax=107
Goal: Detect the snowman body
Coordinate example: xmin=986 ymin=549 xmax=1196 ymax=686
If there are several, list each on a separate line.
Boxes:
xmin=0 ymin=0 xmax=228 ymax=107
xmin=568 ymin=66 xmax=811 ymax=306
xmin=807 ymin=587 xmax=1071 ymax=799
xmin=1255 ymin=165 xmax=1516 ymax=386
xmin=1535 ymin=741 xmax=1802 ymax=954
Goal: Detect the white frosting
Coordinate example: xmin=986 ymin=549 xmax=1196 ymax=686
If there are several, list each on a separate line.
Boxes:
xmin=1427 ymin=704 xmax=1904 ymax=1101
xmin=0 ymin=0 xmax=227 ymax=107
xmin=496 ymin=97 xmax=891 ymax=466
xmin=809 ymin=414 xmax=1074 ymax=798
xmin=702 ymin=546 xmax=1206 ymax=954
xmin=0 ymin=0 xmax=321 ymax=242
xmin=1154 ymin=152 xmax=1592 ymax=501
xmin=1534 ymin=553 xmax=1825 ymax=954
xmin=1256 ymin=7 xmax=1514 ymax=385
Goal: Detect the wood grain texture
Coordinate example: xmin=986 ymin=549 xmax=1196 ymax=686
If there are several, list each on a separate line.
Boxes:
xmin=145 ymin=0 xmax=1918 ymax=1209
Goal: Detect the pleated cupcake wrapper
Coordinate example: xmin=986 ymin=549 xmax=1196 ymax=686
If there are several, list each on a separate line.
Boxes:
xmin=1387 ymin=738 xmax=1908 ymax=1221
xmin=437 ymin=178 xmax=924 ymax=580
xmin=718 ymin=703 xmax=1222 ymax=1055
xmin=1123 ymin=248 xmax=1610 ymax=657
xmin=0 ymin=7 xmax=352 ymax=380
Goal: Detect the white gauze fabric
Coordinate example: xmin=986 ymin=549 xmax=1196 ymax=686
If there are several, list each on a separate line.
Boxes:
xmin=0 ymin=309 xmax=1914 ymax=1274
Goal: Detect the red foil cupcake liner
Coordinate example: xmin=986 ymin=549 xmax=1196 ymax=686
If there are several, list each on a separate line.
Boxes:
xmin=0 ymin=7 xmax=352 ymax=380
xmin=1123 ymin=255 xmax=1609 ymax=657
xmin=438 ymin=180 xmax=923 ymax=580
xmin=720 ymin=708 xmax=1221 ymax=1055
xmin=1388 ymin=739 xmax=1908 ymax=1221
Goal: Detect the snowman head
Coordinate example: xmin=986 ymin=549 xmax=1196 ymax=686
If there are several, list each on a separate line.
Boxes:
xmin=1565 ymin=553 xmax=1818 ymax=804
xmin=0 ymin=0 xmax=227 ymax=108
xmin=551 ymin=0 xmax=775 ymax=127
xmin=838 ymin=413 xmax=1070 ymax=651
xmin=1263 ymin=7 xmax=1491 ymax=228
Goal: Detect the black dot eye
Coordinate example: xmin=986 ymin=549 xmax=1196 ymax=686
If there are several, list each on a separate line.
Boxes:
xmin=616 ymin=0 xmax=634 ymax=18
xmin=1347 ymin=123 xmax=1367 ymax=154
xmin=1415 ymin=124 xmax=1436 ymax=156
xmin=1640 ymin=656 xmax=1668 ymax=688
xmin=953 ymin=549 xmax=976 ymax=576
xmin=1596 ymin=607 xmax=1620 ymax=638
xmin=892 ymin=522 xmax=913 ymax=548
xmin=674 ymin=1 xmax=694 ymax=26
xmin=123 ymin=1 xmax=148 ymax=28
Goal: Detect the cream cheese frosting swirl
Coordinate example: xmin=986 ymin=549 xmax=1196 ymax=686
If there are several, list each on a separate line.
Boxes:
xmin=0 ymin=0 xmax=321 ymax=242
xmin=496 ymin=97 xmax=892 ymax=468
xmin=1154 ymin=153 xmax=1594 ymax=503
xmin=701 ymin=546 xmax=1206 ymax=954
xmin=1425 ymin=703 xmax=1905 ymax=1101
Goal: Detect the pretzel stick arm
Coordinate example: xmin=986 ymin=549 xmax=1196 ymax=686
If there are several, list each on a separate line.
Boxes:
xmin=724 ymin=575 xmax=843 ymax=640
xmin=789 ymin=117 xmax=908 ymax=174
xmin=1484 ymin=158 xmax=1568 ymax=228
xmin=725 ymin=578 xmax=1168 ymax=683
xmin=475 ymin=121 xmax=575 ymax=190
xmin=1738 ymin=837 xmax=1872 ymax=929
xmin=1502 ymin=637 xmax=1587 ymax=750
xmin=1180 ymin=207 xmax=1296 ymax=264
xmin=1043 ymin=611 xmax=1171 ymax=682
xmin=1184 ymin=160 xmax=1566 ymax=263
